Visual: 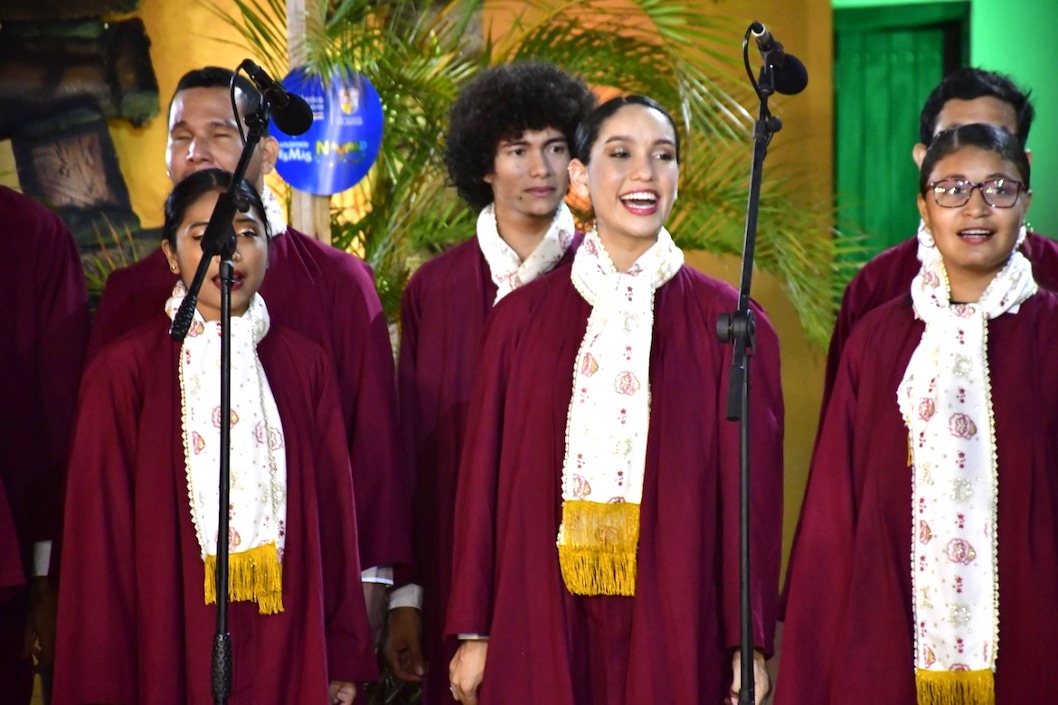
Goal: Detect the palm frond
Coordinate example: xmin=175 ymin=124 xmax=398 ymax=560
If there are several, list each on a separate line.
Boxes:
xmin=210 ymin=0 xmax=853 ymax=345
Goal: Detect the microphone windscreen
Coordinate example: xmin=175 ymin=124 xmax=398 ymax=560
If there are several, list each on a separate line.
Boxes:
xmin=272 ymin=94 xmax=314 ymax=136
xmin=774 ymin=54 xmax=809 ymax=96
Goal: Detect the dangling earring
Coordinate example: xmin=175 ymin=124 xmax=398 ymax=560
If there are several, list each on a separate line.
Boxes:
xmin=1016 ymin=223 xmax=1028 ymax=249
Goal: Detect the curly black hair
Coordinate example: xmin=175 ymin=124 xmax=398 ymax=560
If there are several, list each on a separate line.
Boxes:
xmin=444 ymin=62 xmax=596 ymax=211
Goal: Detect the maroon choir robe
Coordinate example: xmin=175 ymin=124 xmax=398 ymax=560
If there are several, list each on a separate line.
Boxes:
xmin=446 ymin=265 xmax=784 ymax=705
xmin=399 ymin=238 xmax=575 ymax=704
xmin=779 ymin=230 xmax=1058 ymax=619
xmin=54 ymin=318 xmax=378 ymax=705
xmin=0 ymin=186 xmax=89 ymax=701
xmin=824 ymin=231 xmax=1058 ymax=409
xmin=87 ymin=230 xmax=409 ymax=570
xmin=775 ymin=291 xmax=1058 ymax=705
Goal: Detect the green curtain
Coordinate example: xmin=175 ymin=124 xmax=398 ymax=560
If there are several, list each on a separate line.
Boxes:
xmin=834 ymin=3 xmax=968 ymax=256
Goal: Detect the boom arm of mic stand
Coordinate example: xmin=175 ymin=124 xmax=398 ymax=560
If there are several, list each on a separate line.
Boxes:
xmin=716 ymin=56 xmax=781 ymax=705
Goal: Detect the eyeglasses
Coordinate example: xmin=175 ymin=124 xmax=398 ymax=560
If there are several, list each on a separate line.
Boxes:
xmin=927 ymin=178 xmax=1027 ymax=209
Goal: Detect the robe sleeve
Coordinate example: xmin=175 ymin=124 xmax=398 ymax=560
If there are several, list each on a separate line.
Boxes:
xmin=774 ymin=337 xmax=862 ymax=704
xmin=308 ymin=352 xmax=380 ymax=684
xmin=444 ymin=302 xmax=518 ymax=637
xmin=55 ymin=348 xmax=143 ymax=704
xmin=28 ymin=211 xmax=90 ymax=549
xmin=718 ymin=300 xmax=785 ymax=655
xmin=396 ymin=274 xmax=424 ymax=584
xmin=328 ymin=256 xmax=411 ymax=571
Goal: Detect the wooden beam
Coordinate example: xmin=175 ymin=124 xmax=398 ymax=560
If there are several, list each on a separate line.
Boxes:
xmin=286 ymin=0 xmax=331 ymax=244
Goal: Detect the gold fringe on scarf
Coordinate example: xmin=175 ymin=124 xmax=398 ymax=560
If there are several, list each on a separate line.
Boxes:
xmin=204 ymin=542 xmax=284 ymax=615
xmin=916 ymin=668 xmax=995 ymax=705
xmin=557 ymin=500 xmax=640 ymax=596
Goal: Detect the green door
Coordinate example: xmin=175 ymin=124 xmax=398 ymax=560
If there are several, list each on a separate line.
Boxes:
xmin=834 ymin=3 xmax=968 ymax=256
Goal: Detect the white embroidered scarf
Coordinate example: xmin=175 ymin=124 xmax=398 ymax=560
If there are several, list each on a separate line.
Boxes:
xmin=476 ymin=202 xmax=576 ymax=303
xmin=558 ymin=228 xmax=684 ymax=596
xmin=897 ymin=227 xmax=1035 ymax=703
xmin=165 ymin=282 xmax=288 ymax=614
xmin=261 ymin=183 xmax=289 ymax=239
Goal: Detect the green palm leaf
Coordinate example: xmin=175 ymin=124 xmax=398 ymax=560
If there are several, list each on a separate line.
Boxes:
xmin=205 ymin=0 xmax=861 ymax=348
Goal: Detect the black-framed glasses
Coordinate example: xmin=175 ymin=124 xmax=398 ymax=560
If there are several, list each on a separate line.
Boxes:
xmin=927 ymin=178 xmax=1027 ymax=209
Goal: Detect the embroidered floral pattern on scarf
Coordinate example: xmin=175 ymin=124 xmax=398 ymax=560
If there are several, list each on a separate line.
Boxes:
xmin=558 ymin=228 xmax=683 ymax=596
xmin=166 ymin=282 xmax=288 ymax=614
xmin=476 ymin=202 xmax=576 ymax=303
xmin=897 ymin=227 xmax=1036 ymax=703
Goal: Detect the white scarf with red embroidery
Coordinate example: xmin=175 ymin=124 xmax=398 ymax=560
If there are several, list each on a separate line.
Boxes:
xmin=898 ymin=227 xmax=1035 ymax=703
xmin=557 ymin=228 xmax=683 ymax=596
xmin=476 ymin=202 xmax=576 ymax=303
xmin=165 ymin=282 xmax=287 ymax=614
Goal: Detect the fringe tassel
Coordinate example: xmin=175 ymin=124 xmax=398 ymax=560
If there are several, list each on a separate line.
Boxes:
xmin=557 ymin=500 xmax=639 ymax=596
xmin=204 ymin=543 xmax=285 ymax=615
xmin=916 ymin=668 xmax=995 ymax=705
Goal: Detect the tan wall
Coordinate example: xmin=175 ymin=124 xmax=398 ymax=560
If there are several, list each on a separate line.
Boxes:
xmin=97 ymin=0 xmax=831 ymax=573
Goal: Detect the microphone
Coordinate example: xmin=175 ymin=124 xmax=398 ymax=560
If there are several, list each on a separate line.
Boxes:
xmin=749 ymin=22 xmax=809 ymax=96
xmin=239 ymin=59 xmax=314 ymax=136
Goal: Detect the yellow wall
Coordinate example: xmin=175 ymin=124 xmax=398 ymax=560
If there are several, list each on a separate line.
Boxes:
xmin=109 ymin=0 xmax=831 ymax=573
xmin=107 ymin=0 xmax=253 ymax=229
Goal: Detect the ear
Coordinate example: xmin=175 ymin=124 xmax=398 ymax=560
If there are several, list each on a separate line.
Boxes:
xmin=916 ymin=193 xmax=930 ymax=227
xmin=259 ymin=136 xmax=280 ymax=178
xmin=161 ymin=239 xmax=179 ymax=275
xmin=1025 ymin=147 xmax=1034 ymax=166
xmin=568 ymin=158 xmax=589 ymax=198
xmin=912 ymin=142 xmax=927 ymax=169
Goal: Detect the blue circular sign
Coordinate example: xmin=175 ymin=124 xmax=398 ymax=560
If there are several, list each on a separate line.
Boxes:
xmin=270 ymin=67 xmax=385 ymax=195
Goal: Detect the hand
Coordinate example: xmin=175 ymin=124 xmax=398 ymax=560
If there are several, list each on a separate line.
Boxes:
xmin=449 ymin=639 xmax=487 ymax=704
xmin=384 ymin=606 xmax=425 ymax=682
xmin=328 ymin=681 xmax=357 ymax=704
xmin=363 ymin=581 xmax=388 ymax=646
xmin=728 ymin=649 xmax=769 ymax=705
xmin=23 ymin=577 xmax=57 ymax=667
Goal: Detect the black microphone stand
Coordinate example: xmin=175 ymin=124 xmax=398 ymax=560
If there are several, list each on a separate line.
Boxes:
xmin=715 ymin=25 xmax=785 ymax=705
xmin=169 ymin=77 xmax=271 ymax=705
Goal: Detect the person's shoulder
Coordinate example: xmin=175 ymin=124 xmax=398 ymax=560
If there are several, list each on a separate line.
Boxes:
xmin=848 ymin=236 xmax=919 ymax=286
xmin=845 ymin=293 xmax=913 ymax=349
xmin=273 ymin=228 xmax=379 ymax=307
xmin=675 ymin=264 xmax=736 ymax=296
xmin=104 ymin=248 xmax=169 ymax=287
xmin=1 ymin=186 xmax=64 ymax=233
xmin=1024 ymin=230 xmax=1058 ymax=260
xmin=662 ymin=264 xmax=744 ymax=315
xmin=1026 ymin=286 xmax=1058 ymax=314
xmin=84 ymin=318 xmax=168 ymax=381
xmin=0 ymin=187 xmax=78 ymax=259
xmin=282 ymin=227 xmax=371 ymax=272
xmin=406 ymin=238 xmax=481 ymax=290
